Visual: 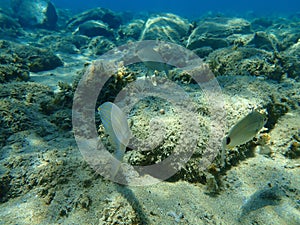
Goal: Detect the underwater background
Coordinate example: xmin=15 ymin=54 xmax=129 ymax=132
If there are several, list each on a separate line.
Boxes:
xmin=51 ymin=0 xmax=300 ymax=18
xmin=0 ymin=0 xmax=299 ymax=224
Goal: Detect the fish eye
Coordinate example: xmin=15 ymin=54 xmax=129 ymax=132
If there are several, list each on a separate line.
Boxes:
xmin=226 ymin=136 xmax=231 ymax=145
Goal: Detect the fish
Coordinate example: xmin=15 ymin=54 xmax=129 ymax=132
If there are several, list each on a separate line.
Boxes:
xmin=221 ymin=110 xmax=268 ymax=166
xmin=136 ymin=45 xmax=172 ymax=77
xmin=98 ymin=102 xmax=131 ymax=178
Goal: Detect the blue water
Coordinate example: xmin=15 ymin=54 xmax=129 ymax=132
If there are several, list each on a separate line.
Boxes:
xmin=52 ymin=0 xmax=300 ymax=18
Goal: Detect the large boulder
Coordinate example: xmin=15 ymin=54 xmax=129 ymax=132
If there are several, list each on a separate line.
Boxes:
xmin=281 ymin=40 xmax=300 ymax=79
xmin=246 ymin=31 xmax=279 ymax=51
xmin=206 ymin=47 xmax=284 ymax=80
xmin=140 ymin=13 xmax=191 ymax=44
xmin=10 ymin=0 xmax=58 ymax=29
xmin=16 ymin=44 xmax=63 ymax=72
xmin=187 ymin=17 xmax=252 ymax=50
xmin=38 ymin=34 xmax=90 ymax=54
xmin=0 ymin=40 xmax=63 ymax=78
xmin=117 ymin=19 xmax=145 ymax=42
xmin=0 ymin=11 xmax=22 ymax=38
xmin=67 ymin=7 xmax=122 ymax=30
xmin=265 ymin=18 xmax=300 ymax=51
xmin=0 ymin=40 xmax=30 ymax=83
xmin=88 ymin=36 xmax=116 ymax=55
xmin=73 ymin=20 xmax=114 ymax=38
xmin=0 ymin=12 xmax=20 ymax=29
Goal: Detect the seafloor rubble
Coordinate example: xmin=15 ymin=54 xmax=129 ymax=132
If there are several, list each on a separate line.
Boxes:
xmin=0 ymin=2 xmax=299 ymax=224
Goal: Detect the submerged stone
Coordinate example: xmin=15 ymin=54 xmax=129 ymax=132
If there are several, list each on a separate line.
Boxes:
xmin=206 ymin=47 xmax=284 ymax=80
xmin=117 ymin=19 xmax=145 ymax=41
xmin=88 ymin=36 xmax=116 ymax=55
xmin=74 ymin=20 xmax=114 ymax=38
xmin=0 ymin=12 xmax=20 ymax=29
xmin=282 ymin=40 xmax=300 ymax=79
xmin=140 ymin=13 xmax=191 ymax=44
xmin=0 ymin=40 xmax=63 ymax=74
xmin=11 ymin=0 xmax=58 ymax=29
xmin=187 ymin=17 xmax=251 ymax=50
xmin=38 ymin=34 xmax=90 ymax=54
xmin=67 ymin=7 xmax=122 ymax=30
xmin=246 ymin=31 xmax=279 ymax=51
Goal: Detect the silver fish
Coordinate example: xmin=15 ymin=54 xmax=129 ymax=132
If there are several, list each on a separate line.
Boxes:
xmin=98 ymin=102 xmax=131 ymax=178
xmin=221 ymin=110 xmax=267 ymax=166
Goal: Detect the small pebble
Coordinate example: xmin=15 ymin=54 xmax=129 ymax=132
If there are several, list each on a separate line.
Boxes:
xmin=159 ymin=109 xmax=165 ymax=115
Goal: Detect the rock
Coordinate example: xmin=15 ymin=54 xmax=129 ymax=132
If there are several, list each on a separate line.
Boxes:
xmin=0 ymin=41 xmax=30 ymax=83
xmin=285 ymin=131 xmax=300 ymax=159
xmin=117 ymin=19 xmax=145 ymax=41
xmin=0 ymin=12 xmax=20 ymax=29
xmin=265 ymin=101 xmax=289 ymax=130
xmin=55 ymin=8 xmax=74 ymax=29
xmin=281 ymin=40 xmax=300 ymax=79
xmin=0 ymin=11 xmax=22 ymax=38
xmin=206 ymin=47 xmax=284 ymax=80
xmin=189 ymin=36 xmax=228 ymax=51
xmin=246 ymin=31 xmax=279 ymax=51
xmin=11 ymin=0 xmax=58 ymax=29
xmin=0 ymin=64 xmax=30 ymax=83
xmin=279 ymin=31 xmax=300 ymax=51
xmin=88 ymin=36 xmax=116 ymax=55
xmin=74 ymin=20 xmax=114 ymax=38
xmin=0 ymin=82 xmax=55 ymax=147
xmin=192 ymin=46 xmax=214 ymax=58
xmin=0 ymin=40 xmax=63 ymax=74
xmin=286 ymin=141 xmax=300 ymax=158
xmin=264 ymin=18 xmax=300 ymax=51
xmin=187 ymin=17 xmax=252 ymax=50
xmin=16 ymin=44 xmax=63 ymax=72
xmin=98 ymin=195 xmax=138 ymax=224
xmin=67 ymin=7 xmax=122 ymax=30
xmin=39 ymin=34 xmax=90 ymax=54
xmin=140 ymin=13 xmax=191 ymax=44
xmin=251 ymin=18 xmax=273 ymax=31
